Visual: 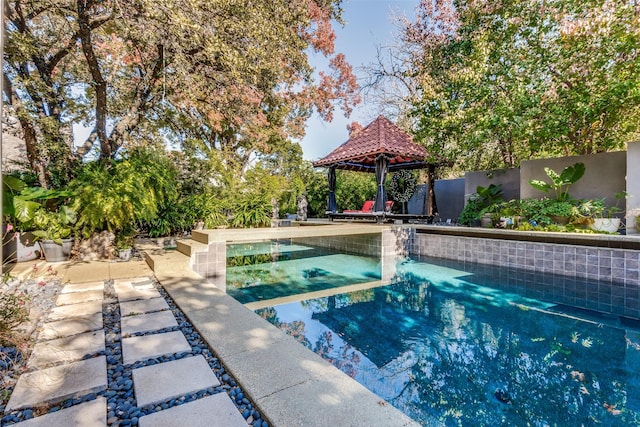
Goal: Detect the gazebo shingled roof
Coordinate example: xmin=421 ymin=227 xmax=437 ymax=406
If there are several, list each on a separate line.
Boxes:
xmin=312 ymin=115 xmax=428 ymax=172
xmin=312 ymin=115 xmax=429 ymax=213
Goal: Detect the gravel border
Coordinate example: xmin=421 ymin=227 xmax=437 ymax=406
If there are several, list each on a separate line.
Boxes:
xmin=1 ymin=276 xmax=267 ymax=426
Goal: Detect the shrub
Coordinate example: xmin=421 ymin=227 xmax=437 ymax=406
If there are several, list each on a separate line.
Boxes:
xmin=0 ymin=289 xmax=29 ymax=346
xmin=458 ymin=184 xmax=504 ymax=226
xmin=70 ymin=148 xmax=178 ymax=237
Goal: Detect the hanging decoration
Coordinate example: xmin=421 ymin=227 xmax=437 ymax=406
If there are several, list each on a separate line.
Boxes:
xmin=388 ymin=170 xmax=417 ymax=203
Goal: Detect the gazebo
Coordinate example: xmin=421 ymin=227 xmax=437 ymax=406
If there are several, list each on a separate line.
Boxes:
xmin=313 ymin=115 xmax=430 ymax=219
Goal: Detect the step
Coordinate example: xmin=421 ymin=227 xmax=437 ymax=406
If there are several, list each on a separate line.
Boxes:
xmin=176 ymin=239 xmax=208 ymax=257
xmin=190 ymin=230 xmax=211 ymax=244
xmin=144 ymin=249 xmax=190 ymax=275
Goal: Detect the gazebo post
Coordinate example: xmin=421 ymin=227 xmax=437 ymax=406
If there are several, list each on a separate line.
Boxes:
xmin=327 ymin=166 xmax=337 ymax=213
xmin=374 ymin=155 xmax=389 ymax=212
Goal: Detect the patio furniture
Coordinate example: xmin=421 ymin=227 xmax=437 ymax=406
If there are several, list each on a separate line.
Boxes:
xmin=344 ymin=200 xmax=375 ymax=213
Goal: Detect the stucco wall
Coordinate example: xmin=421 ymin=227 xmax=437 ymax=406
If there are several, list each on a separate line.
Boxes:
xmin=465 ymin=168 xmax=521 ymax=202
xmin=520 ymin=152 xmax=627 ymax=205
xmin=407 ymin=179 xmax=465 ymax=221
xmin=433 ymin=178 xmax=465 ymax=222
xmin=627 ymin=142 xmax=640 ymax=234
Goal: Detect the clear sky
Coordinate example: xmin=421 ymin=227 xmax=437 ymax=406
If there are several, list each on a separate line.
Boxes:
xmin=300 ymin=0 xmax=418 ymax=161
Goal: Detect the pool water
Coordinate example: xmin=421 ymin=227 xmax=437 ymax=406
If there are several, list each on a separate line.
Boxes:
xmin=226 ymin=241 xmax=381 ymax=304
xmin=228 ymin=244 xmax=640 ymax=426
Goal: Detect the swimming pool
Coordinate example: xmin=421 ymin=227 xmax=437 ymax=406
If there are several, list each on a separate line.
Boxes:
xmin=226 ymin=241 xmax=381 ymax=304
xmin=228 ymin=242 xmax=640 ymax=425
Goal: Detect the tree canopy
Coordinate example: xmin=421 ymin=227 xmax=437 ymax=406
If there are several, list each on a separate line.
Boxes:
xmin=3 ymin=0 xmax=360 ymax=187
xmin=398 ymin=0 xmax=640 ymax=173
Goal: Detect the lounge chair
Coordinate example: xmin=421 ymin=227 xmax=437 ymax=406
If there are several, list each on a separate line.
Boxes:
xmin=385 ymin=200 xmax=394 ymax=212
xmin=344 ymin=200 xmax=374 ymax=213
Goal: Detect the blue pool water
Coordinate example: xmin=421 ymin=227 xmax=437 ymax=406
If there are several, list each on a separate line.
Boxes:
xmin=228 ymin=243 xmax=640 ymax=425
xmin=226 ymin=241 xmax=381 ymax=303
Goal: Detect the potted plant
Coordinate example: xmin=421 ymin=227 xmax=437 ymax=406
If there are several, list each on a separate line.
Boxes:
xmin=4 ymin=176 xmax=77 ymax=262
xmin=458 ymin=184 xmax=504 ymax=227
xmin=32 ymin=209 xmax=77 ymax=262
xmin=540 ymin=199 xmax=575 ymax=225
xmin=589 ymin=192 xmax=626 ymax=233
xmin=115 ymin=234 xmax=134 ymax=261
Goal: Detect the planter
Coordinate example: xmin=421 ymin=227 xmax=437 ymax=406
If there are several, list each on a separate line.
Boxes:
xmin=40 ymin=239 xmax=73 ymax=262
xmin=480 ymin=214 xmax=493 ymax=228
xmin=2 ymin=227 xmax=17 ymax=265
xmin=16 ymin=232 xmax=40 ymax=262
xmin=118 ymin=248 xmax=132 ymax=261
xmin=589 ymin=218 xmax=621 ymax=233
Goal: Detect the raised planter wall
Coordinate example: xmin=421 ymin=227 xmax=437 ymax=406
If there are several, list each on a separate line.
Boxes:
xmin=520 ymin=151 xmax=627 ymax=206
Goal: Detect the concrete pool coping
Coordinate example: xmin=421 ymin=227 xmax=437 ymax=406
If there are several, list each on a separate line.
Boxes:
xmin=152 ymin=264 xmax=420 ymax=427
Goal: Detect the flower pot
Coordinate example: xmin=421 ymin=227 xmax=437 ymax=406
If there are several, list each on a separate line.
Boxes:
xmin=480 ymin=213 xmax=492 ymax=228
xmin=589 ymin=218 xmax=621 ymax=233
xmin=40 ymin=239 xmax=73 ymax=262
xmin=2 ymin=226 xmax=17 ymax=265
xmin=16 ymin=232 xmax=40 ymax=262
xmin=550 ymin=215 xmax=569 ymax=225
xmin=118 ymin=248 xmax=132 ymax=261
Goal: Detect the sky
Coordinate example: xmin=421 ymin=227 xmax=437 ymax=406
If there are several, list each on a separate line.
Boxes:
xmin=299 ymin=0 xmax=418 ymax=161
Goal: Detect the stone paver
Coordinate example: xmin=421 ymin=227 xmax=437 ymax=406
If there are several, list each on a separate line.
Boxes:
xmin=5 ymin=356 xmax=107 ymax=412
xmin=39 ymin=312 xmax=103 ymax=341
xmin=114 ymin=277 xmax=154 ymax=289
xmin=29 ymin=330 xmax=105 ymax=369
xmin=60 ymin=281 xmax=105 ymax=294
xmin=121 ymin=331 xmax=191 ymax=365
xmin=11 ymin=397 xmax=106 ymax=427
xmin=114 ymin=282 xmax=161 ymax=302
xmin=55 ymin=289 xmax=104 ymax=306
xmin=132 ymin=355 xmax=220 ymax=407
xmin=119 ymin=297 xmax=169 ymax=317
xmin=47 ymin=300 xmax=103 ymax=322
xmin=121 ymin=311 xmax=177 ymax=336
xmin=138 ymin=393 xmax=247 ymax=427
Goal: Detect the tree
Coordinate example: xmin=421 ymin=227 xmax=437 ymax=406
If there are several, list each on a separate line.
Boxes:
xmin=402 ymin=0 xmax=640 ymax=173
xmin=3 ymin=0 xmax=360 ymax=187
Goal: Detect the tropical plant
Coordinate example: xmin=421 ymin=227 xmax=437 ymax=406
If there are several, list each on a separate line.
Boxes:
xmin=230 ymin=194 xmax=273 ymax=228
xmin=458 ymin=197 xmax=486 ymax=226
xmin=2 ymin=175 xmax=77 ymax=243
xmin=70 ymin=148 xmax=178 ymax=238
xmin=529 ymin=163 xmax=586 ymax=201
xmin=458 ymin=184 xmax=504 ymax=226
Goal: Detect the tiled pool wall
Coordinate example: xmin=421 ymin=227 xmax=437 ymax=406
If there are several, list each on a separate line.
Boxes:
xmin=290 ymin=234 xmax=383 ymax=257
xmin=193 ymin=241 xmax=227 ymax=288
xmin=410 ymin=231 xmax=640 ymax=320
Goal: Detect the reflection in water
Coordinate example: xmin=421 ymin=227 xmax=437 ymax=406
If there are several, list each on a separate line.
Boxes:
xmin=257 ymin=271 xmax=640 ymax=426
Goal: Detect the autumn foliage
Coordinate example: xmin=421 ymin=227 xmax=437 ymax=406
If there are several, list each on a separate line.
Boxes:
xmin=3 ymin=0 xmax=360 ymax=187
